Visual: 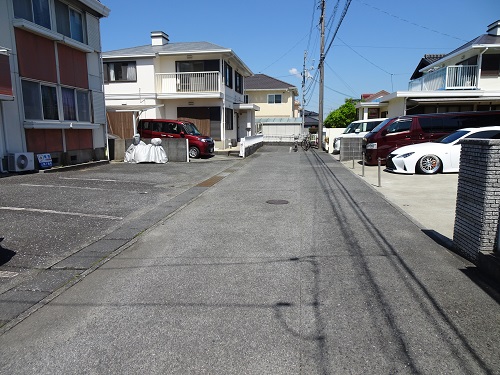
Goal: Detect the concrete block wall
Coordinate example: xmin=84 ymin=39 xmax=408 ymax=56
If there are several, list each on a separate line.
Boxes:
xmin=453 ymin=139 xmax=500 ymax=262
xmin=109 ymin=138 xmax=188 ymax=162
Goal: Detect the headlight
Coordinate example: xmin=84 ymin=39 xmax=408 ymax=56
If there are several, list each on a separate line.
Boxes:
xmin=398 ymin=152 xmax=414 ymax=158
xmin=366 ymin=143 xmax=377 ymax=149
xmin=200 ymin=138 xmax=212 ymax=143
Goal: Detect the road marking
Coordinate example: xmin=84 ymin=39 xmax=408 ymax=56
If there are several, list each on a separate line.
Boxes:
xmin=0 ymin=271 xmax=19 ymax=278
xmin=22 ymin=183 xmax=109 ymax=191
xmin=59 ymin=177 xmax=118 ymax=182
xmin=0 ymin=206 xmax=123 ymax=220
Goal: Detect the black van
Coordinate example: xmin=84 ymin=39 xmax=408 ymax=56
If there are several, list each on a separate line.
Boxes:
xmin=363 ymin=111 xmax=500 ymax=165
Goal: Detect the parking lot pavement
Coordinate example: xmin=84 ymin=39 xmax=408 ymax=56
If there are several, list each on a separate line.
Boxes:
xmin=0 ymin=156 xmax=243 ymax=328
xmin=333 ymin=154 xmax=458 ymax=242
xmin=0 ymin=150 xmax=464 ymax=330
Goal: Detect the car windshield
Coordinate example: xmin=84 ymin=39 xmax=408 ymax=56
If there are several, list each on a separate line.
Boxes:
xmin=343 ymin=123 xmax=359 ymax=134
xmin=366 ymin=121 xmax=382 ymax=131
xmin=370 ymin=118 xmax=393 ymax=133
xmin=182 ymin=122 xmax=201 ymax=135
xmin=439 ymin=130 xmax=469 ymax=144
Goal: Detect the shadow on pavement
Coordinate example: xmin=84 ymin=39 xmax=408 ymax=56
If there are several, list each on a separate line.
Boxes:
xmin=460 ymin=267 xmax=500 ymax=305
xmin=0 ymin=238 xmax=16 ymax=266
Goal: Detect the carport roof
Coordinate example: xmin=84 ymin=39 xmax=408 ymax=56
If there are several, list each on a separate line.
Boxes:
xmin=106 ymin=104 xmax=164 ymax=112
xmin=256 ymin=117 xmax=302 ymax=124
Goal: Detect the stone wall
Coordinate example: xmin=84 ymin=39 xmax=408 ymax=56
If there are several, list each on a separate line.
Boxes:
xmin=453 ymin=139 xmax=500 ymax=262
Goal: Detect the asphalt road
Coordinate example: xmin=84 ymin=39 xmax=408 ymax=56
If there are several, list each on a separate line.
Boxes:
xmin=0 ymin=155 xmax=244 ymax=325
xmin=0 ymin=146 xmax=498 ymax=374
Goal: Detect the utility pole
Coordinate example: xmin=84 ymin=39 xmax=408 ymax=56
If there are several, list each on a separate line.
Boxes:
xmin=318 ymin=0 xmax=325 ymax=150
xmin=301 ymin=50 xmax=307 ymax=136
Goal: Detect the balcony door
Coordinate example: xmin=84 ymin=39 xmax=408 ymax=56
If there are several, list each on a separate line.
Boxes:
xmin=176 ymin=60 xmax=219 ymax=73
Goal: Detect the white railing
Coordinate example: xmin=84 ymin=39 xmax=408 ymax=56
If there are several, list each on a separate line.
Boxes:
xmin=263 ymin=134 xmax=296 ymax=143
xmin=408 ymin=65 xmax=478 ymax=91
xmin=155 ymin=71 xmax=220 ymax=94
xmin=239 ymin=135 xmax=264 ymax=157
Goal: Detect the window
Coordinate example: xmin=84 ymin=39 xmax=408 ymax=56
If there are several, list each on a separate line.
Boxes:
xmin=235 ymin=72 xmax=243 ymax=94
xmin=466 ymin=130 xmax=500 ymax=139
xmin=55 ymin=0 xmax=84 ymax=43
xmin=163 ymin=122 xmax=180 ymax=134
xmin=22 ymin=80 xmax=58 ymax=120
xmin=244 ymin=95 xmax=249 ymax=104
xmin=41 ymin=85 xmax=58 ymax=120
xmin=22 ymin=79 xmax=90 ymax=122
xmin=386 ymin=119 xmax=411 ymax=134
xmin=225 ymin=108 xmax=233 ymax=130
xmin=224 ymin=62 xmax=233 ymax=88
xmin=77 ymin=90 xmax=90 ymax=122
xmin=268 ymin=94 xmax=282 ymax=104
xmin=481 ymin=54 xmax=500 ymax=77
xmin=62 ymin=87 xmax=76 ymax=120
xmin=104 ymin=62 xmax=137 ymax=82
xmin=22 ymin=80 xmax=42 ymax=120
xmin=14 ymin=0 xmax=51 ymax=29
xmin=176 ymin=60 xmax=219 ymax=72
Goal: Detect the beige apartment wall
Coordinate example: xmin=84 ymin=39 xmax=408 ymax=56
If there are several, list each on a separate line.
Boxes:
xmin=248 ymin=91 xmax=295 ymax=117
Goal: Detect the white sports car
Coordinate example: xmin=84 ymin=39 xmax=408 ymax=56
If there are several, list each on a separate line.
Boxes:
xmin=386 ymin=126 xmax=500 ymax=174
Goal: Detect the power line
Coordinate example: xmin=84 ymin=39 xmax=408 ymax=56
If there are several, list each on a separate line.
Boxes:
xmin=323 ymin=0 xmax=352 ymax=59
xmin=324 ymin=0 xmax=340 ymax=45
xmin=307 ymin=0 xmax=318 ymax=51
xmin=324 ymin=61 xmax=357 ymax=96
xmin=259 ymin=32 xmax=310 ymax=73
xmin=337 ymin=36 xmax=393 ymax=76
xmin=355 ymin=0 xmax=468 ymax=42
xmin=325 ymin=44 xmax=453 ymax=50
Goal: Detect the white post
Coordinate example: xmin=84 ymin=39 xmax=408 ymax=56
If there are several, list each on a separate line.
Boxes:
xmin=133 ymin=112 xmax=137 ymax=135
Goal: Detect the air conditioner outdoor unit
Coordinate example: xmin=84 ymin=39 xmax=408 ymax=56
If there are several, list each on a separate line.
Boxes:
xmin=8 ymin=152 xmax=35 ymax=172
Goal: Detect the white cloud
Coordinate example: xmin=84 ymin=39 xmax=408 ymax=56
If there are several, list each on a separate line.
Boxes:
xmin=289 ymin=68 xmax=301 ymax=79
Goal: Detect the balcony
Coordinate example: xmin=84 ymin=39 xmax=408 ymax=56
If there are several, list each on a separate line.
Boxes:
xmin=155 ymin=71 xmax=220 ymax=96
xmin=408 ymin=65 xmax=478 ymax=91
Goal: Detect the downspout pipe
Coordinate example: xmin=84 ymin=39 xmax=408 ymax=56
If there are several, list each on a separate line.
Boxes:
xmin=477 ymin=47 xmax=489 ymax=89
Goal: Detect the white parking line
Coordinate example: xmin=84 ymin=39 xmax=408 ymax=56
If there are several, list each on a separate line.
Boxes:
xmin=0 ymin=271 xmax=19 ymax=278
xmin=22 ymin=183 xmax=109 ymax=191
xmin=0 ymin=206 xmax=123 ymax=220
xmin=59 ymin=177 xmax=118 ymax=182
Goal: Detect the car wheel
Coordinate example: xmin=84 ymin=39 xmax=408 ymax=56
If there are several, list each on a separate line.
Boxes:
xmin=416 ymin=154 xmax=441 ymax=174
xmin=189 ymin=146 xmax=200 ymax=159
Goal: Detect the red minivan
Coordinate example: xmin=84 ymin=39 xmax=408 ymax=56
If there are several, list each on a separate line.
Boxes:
xmin=363 ymin=111 xmax=500 ymax=165
xmin=137 ymin=119 xmax=214 ymax=158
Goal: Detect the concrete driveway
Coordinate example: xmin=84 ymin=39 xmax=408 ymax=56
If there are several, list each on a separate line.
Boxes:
xmin=335 ymin=155 xmax=458 ymax=241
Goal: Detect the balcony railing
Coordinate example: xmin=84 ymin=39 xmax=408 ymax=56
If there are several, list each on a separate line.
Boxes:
xmin=408 ymin=65 xmax=478 ymax=91
xmin=155 ymin=71 xmax=220 ymax=95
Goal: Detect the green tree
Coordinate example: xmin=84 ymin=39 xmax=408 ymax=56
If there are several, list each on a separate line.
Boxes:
xmin=323 ymin=99 xmax=357 ymax=128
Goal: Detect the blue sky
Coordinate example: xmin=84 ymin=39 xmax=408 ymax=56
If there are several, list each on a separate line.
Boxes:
xmin=100 ymin=0 xmax=500 ymax=116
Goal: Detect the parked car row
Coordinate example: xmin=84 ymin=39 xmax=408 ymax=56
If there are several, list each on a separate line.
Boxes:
xmin=358 ymin=110 xmax=500 ymax=174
